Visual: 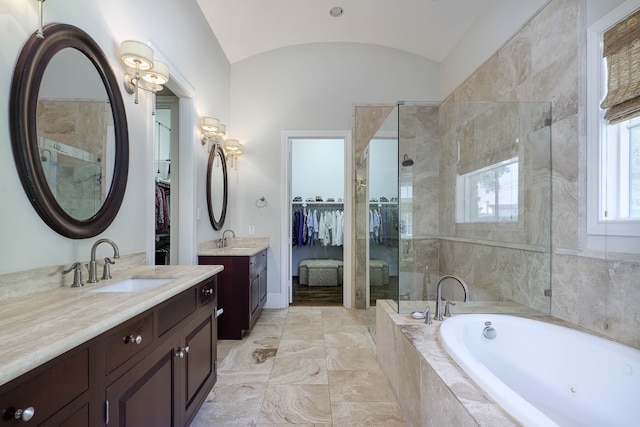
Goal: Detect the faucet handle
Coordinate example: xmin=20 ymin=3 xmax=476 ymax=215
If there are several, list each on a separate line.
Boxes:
xmin=62 ymin=262 xmax=84 ymax=288
xmin=444 ymin=300 xmax=452 ymax=317
xmin=424 ymin=306 xmax=432 ymax=324
xmin=102 ymin=257 xmax=115 ymax=280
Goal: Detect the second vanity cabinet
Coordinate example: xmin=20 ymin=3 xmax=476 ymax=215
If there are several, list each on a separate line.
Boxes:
xmin=199 ymin=249 xmax=267 ymax=339
xmin=0 ymin=275 xmax=218 ymax=427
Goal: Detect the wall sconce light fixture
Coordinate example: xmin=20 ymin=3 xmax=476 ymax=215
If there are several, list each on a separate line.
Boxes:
xmin=201 ymin=117 xmax=227 ymax=151
xmin=224 ymin=138 xmax=243 ymax=169
xmin=36 ymin=0 xmax=46 ymax=39
xmin=120 ymin=41 xmax=169 ymax=106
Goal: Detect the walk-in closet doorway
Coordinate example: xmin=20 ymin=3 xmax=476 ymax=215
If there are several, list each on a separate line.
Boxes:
xmin=154 ymin=94 xmax=179 ymax=264
xmin=281 ymin=131 xmax=353 ymax=307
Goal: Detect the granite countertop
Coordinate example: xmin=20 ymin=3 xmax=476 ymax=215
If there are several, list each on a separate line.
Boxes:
xmin=198 ymin=237 xmax=269 ymax=257
xmin=0 ymin=264 xmax=223 ymax=387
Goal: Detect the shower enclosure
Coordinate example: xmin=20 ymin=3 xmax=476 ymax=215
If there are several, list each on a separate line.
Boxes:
xmin=361 ymin=101 xmax=552 ymax=322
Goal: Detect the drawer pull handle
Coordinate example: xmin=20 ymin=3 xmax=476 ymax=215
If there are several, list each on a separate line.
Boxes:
xmin=124 ymin=334 xmax=142 ymax=345
xmin=202 ymin=288 xmax=214 ymax=296
xmin=175 ymin=346 xmax=190 ymax=359
xmin=14 ymin=407 xmax=35 ymax=422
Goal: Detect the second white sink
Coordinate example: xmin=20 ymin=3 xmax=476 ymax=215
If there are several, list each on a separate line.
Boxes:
xmin=89 ymin=277 xmax=174 ymax=293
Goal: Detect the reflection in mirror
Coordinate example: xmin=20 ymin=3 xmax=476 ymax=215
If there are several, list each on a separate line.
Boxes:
xmin=37 ymin=48 xmax=114 ymax=220
xmin=206 ymin=144 xmax=228 ymax=230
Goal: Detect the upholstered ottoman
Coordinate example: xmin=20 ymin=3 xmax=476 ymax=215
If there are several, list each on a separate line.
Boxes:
xmin=369 ymin=259 xmax=389 ymax=286
xmin=298 ymin=259 xmax=343 ymax=286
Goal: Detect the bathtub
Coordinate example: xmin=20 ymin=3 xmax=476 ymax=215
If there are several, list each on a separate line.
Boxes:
xmin=440 ymin=314 xmax=640 ymax=427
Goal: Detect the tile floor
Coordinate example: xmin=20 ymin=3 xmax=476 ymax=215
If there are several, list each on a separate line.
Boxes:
xmin=191 ymin=306 xmax=407 ymax=426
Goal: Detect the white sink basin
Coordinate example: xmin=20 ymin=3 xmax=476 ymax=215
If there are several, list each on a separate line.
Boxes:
xmin=89 ymin=277 xmax=174 ymax=293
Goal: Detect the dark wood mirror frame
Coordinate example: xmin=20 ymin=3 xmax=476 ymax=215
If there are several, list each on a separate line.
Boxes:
xmin=10 ymin=23 xmax=129 ymax=239
xmin=206 ymin=144 xmax=228 ymax=230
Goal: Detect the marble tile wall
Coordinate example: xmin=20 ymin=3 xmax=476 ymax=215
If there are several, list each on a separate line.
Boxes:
xmin=440 ymin=0 xmax=640 ymax=348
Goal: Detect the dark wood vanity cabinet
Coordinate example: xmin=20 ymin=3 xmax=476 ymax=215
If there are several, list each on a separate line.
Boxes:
xmin=199 ymin=249 xmax=267 ymax=339
xmin=105 ymin=277 xmax=218 ymax=426
xmin=0 ymin=275 xmax=218 ymax=427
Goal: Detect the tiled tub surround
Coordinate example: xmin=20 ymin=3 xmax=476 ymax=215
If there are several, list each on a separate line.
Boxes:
xmin=377 ymin=299 xmax=640 ymax=427
xmin=377 ymin=300 xmax=521 ymax=427
xmin=0 ymin=259 xmax=223 ymax=386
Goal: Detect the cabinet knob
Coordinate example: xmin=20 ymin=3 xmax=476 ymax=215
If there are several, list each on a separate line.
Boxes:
xmin=124 ymin=334 xmax=142 ymax=345
xmin=14 ymin=407 xmax=35 ymax=422
xmin=175 ymin=346 xmax=190 ymax=359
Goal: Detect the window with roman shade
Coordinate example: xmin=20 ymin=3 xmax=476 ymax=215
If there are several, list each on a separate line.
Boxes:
xmin=600 ymin=8 xmax=640 ymax=124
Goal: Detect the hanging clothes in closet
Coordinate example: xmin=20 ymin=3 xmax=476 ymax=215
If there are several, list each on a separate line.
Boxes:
xmin=370 ymin=204 xmax=398 ymax=247
xmin=155 ymin=183 xmax=170 ymax=233
xmin=292 ymin=204 xmax=344 ymax=248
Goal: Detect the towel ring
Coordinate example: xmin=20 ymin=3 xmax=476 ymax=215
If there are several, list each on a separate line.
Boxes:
xmin=255 ymin=197 xmax=268 ymax=208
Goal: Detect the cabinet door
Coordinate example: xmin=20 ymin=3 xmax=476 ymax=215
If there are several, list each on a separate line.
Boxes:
xmin=106 ymin=337 xmax=179 ymax=427
xmin=181 ymin=312 xmax=217 ymax=425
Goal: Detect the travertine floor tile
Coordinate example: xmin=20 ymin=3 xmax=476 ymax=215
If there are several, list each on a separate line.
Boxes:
xmin=323 ymin=325 xmax=376 ymax=349
xmin=269 ymin=358 xmax=328 ymax=384
xmin=196 ymin=306 xmax=407 ymax=426
xmin=331 ymin=401 xmax=406 ymax=426
xmin=277 ymin=339 xmax=325 ymax=359
xmin=258 ymin=384 xmax=332 ymax=424
xmin=207 ymin=371 xmax=270 ymax=403
xmin=328 ymin=369 xmax=395 ymax=402
xmin=191 ymin=401 xmax=262 ymax=426
xmin=218 ymin=343 xmax=278 ymax=372
xmin=326 ymin=347 xmax=380 ymax=371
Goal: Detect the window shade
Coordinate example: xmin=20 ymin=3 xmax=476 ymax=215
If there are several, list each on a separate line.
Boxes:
xmin=600 ymin=8 xmax=640 ymax=124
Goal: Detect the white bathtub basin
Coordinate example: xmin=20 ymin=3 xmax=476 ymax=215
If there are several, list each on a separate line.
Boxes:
xmin=440 ymin=314 xmax=640 ymax=427
xmin=89 ymin=277 xmax=174 ymax=293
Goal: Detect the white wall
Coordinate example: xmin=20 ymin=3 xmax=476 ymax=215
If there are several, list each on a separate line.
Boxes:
xmin=229 ymin=42 xmax=439 ymax=299
xmin=0 ymin=0 xmax=229 ymax=274
xmin=291 ymin=138 xmax=345 ymax=200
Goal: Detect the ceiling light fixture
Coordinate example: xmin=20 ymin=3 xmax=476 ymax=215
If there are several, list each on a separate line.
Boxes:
xmin=329 ymin=6 xmax=344 ymax=17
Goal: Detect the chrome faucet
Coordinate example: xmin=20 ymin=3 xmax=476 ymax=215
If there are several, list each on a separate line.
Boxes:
xmin=222 ymin=229 xmax=235 ymax=248
xmin=434 ymin=275 xmax=470 ymax=321
xmin=87 ymin=239 xmax=120 ymax=283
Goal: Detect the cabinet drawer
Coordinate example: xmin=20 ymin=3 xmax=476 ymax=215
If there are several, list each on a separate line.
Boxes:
xmin=158 ymin=288 xmax=197 ymax=336
xmin=105 ymin=312 xmax=154 ymax=374
xmin=198 ymin=276 xmax=217 ymax=306
xmin=249 ymin=250 xmax=267 ymax=276
xmin=0 ymin=347 xmax=89 ymax=425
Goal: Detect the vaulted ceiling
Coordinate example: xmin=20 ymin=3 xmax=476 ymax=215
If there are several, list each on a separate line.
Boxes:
xmin=197 ymin=0 xmax=493 ymax=64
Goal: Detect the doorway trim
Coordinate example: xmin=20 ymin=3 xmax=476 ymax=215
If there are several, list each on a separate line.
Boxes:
xmin=280 ymin=130 xmax=353 ymax=308
xmin=146 ymin=44 xmax=197 ymax=266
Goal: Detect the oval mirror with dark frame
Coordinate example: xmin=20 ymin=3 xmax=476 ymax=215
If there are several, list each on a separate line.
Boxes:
xmin=206 ymin=144 xmax=228 ymax=230
xmin=10 ymin=23 xmax=129 ymax=239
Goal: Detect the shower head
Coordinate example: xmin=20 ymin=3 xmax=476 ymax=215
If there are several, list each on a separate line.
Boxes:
xmin=41 ymin=148 xmax=52 ymax=162
xmin=402 ymin=154 xmax=414 ymax=167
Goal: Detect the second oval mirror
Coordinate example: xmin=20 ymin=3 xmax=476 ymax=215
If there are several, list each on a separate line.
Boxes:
xmin=206 ymin=144 xmax=228 ymax=230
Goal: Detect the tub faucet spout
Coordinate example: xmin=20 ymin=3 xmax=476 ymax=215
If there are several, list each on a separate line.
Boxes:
xmin=87 ymin=239 xmax=120 ymax=283
xmin=435 ymin=275 xmax=470 ymax=321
